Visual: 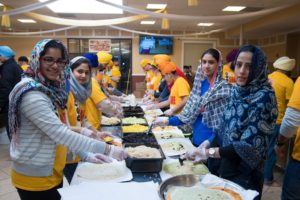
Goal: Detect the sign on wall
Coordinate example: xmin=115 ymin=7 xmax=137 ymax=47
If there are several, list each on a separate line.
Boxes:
xmin=89 ymin=39 xmax=111 ymax=52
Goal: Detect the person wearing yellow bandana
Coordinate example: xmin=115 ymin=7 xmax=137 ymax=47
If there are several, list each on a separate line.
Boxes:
xmin=149 ymin=61 xmax=190 ymax=116
xmin=264 ymin=56 xmax=295 ymax=186
xmin=277 ymin=76 xmax=300 ymax=200
xmin=222 ymin=48 xmax=238 ymax=84
xmin=108 ymin=59 xmax=121 ymax=89
xmin=140 ymin=58 xmax=153 ymax=90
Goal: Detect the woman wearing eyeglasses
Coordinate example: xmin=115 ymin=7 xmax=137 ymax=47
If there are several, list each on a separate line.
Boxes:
xmin=8 ymin=39 xmax=127 ymax=200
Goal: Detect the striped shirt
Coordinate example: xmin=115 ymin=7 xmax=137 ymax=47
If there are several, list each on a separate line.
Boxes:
xmin=10 ymin=91 xmax=106 ymax=177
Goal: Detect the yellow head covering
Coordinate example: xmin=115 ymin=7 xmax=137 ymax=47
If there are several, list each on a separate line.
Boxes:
xmin=97 ymin=51 xmax=112 ymax=64
xmin=140 ymin=58 xmax=151 ymax=68
xmin=153 ymin=54 xmax=171 ymax=69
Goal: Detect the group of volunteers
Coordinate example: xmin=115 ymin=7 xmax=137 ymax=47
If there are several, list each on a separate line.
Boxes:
xmin=141 ymin=46 xmax=299 ymax=200
xmin=0 ymin=38 xmax=300 ymax=200
xmin=0 ymin=39 xmax=129 ymax=200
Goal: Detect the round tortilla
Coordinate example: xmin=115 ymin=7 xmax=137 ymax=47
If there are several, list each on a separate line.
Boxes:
xmin=168 ymin=186 xmax=233 ymax=200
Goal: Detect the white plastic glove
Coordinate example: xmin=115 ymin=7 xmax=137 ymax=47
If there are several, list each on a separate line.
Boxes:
xmin=185 ymin=147 xmax=208 ymax=163
xmin=80 ymin=127 xmax=94 ymax=137
xmin=153 ymin=117 xmax=169 ymax=126
xmin=199 ymin=140 xmax=210 ymax=149
xmin=107 ymin=145 xmax=128 ymax=161
xmin=164 ymin=108 xmax=174 ymax=116
xmin=85 ymin=152 xmax=112 ymax=164
xmin=146 ymin=104 xmax=158 ymax=110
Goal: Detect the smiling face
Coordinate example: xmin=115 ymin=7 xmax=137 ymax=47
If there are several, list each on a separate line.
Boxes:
xmin=234 ymin=51 xmax=252 ymax=86
xmin=72 ymin=63 xmax=91 ymax=85
xmin=39 ymin=48 xmax=66 ymax=81
xmin=201 ymin=53 xmax=218 ymax=80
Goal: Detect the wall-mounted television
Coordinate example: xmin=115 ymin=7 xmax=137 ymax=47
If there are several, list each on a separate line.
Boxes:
xmin=139 ymin=35 xmax=173 ymax=55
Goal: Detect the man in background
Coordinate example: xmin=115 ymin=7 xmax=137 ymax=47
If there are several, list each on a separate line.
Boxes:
xmin=264 ymin=56 xmax=295 ymax=186
xmin=183 ymin=65 xmax=195 ymax=88
xmin=0 ymin=46 xmax=22 ymax=140
xmin=17 ymin=56 xmax=29 ymax=72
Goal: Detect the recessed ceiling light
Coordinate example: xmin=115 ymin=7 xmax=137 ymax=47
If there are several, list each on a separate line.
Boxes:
xmin=39 ymin=0 xmax=123 ymax=14
xmin=141 ymin=21 xmax=156 ymax=25
xmin=197 ymin=23 xmax=214 ymax=26
xmin=146 ymin=4 xmax=167 ymax=10
xmin=222 ymin=6 xmax=246 ymax=12
xmin=18 ymin=19 xmax=37 ymax=23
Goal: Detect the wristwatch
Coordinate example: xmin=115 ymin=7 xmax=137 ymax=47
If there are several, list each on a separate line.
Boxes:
xmin=276 ymin=140 xmax=285 ymax=147
xmin=208 ymin=148 xmax=216 ymax=158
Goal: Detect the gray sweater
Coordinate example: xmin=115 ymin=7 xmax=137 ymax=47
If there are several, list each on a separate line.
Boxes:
xmin=10 ymin=90 xmax=106 ymax=177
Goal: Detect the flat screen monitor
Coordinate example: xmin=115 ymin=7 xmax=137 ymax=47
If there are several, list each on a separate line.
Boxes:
xmin=139 ymin=35 xmax=173 ymax=55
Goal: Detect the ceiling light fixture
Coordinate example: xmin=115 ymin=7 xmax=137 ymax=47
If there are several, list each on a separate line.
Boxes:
xmin=197 ymin=23 xmax=214 ymax=26
xmin=146 ymin=4 xmax=167 ymax=10
xmin=140 ymin=21 xmax=155 ymax=25
xmin=0 ymin=3 xmax=4 ymax=6
xmin=222 ymin=6 xmax=246 ymax=12
xmin=39 ymin=0 xmax=123 ymax=14
xmin=188 ymin=0 xmax=198 ymax=6
xmin=18 ymin=19 xmax=37 ymax=23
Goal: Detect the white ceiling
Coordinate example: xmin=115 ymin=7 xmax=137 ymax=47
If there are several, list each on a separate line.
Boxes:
xmin=1 ymin=0 xmax=300 ymax=38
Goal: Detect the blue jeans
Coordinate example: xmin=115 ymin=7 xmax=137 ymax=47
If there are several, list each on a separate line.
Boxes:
xmin=282 ymin=158 xmax=300 ymax=200
xmin=264 ymin=124 xmax=280 ymax=182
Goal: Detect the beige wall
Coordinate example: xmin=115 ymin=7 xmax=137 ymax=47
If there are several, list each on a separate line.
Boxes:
xmin=2 ymin=32 xmax=299 ymax=77
xmin=132 ymin=37 xmax=182 ymax=75
xmin=0 ymin=38 xmax=67 ymax=59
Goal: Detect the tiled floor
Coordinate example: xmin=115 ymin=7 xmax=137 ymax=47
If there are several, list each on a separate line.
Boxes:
xmin=0 ymin=133 xmax=283 ymax=200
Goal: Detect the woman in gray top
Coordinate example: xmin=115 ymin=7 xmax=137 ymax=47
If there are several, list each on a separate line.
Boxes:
xmin=8 ymin=39 xmax=127 ymax=200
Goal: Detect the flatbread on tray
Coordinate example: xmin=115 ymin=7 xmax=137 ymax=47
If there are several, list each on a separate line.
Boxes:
xmin=75 ymin=161 xmax=132 ymax=183
xmin=163 ymin=160 xmax=209 ymax=176
xmin=167 ymin=185 xmax=235 ymax=200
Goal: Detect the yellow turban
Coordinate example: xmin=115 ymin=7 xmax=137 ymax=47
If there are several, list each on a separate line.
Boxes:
xmin=97 ymin=51 xmax=112 ymax=64
xmin=140 ymin=58 xmax=151 ymax=68
xmin=153 ymin=54 xmax=171 ymax=69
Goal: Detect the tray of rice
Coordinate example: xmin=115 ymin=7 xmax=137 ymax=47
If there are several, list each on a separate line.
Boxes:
xmin=124 ymin=143 xmax=166 ymax=172
xmin=101 ymin=116 xmax=121 ymax=126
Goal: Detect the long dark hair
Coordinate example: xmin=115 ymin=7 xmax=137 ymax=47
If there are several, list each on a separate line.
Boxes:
xmin=39 ymin=40 xmax=68 ymax=61
xmin=201 ymin=48 xmax=220 ymax=63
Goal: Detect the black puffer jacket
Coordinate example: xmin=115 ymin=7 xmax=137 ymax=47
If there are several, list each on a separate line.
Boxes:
xmin=0 ymin=58 xmax=22 ymax=114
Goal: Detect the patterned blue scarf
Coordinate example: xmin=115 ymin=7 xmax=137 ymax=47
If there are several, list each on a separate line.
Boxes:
xmin=220 ymin=45 xmax=278 ymax=170
xmin=8 ymin=39 xmax=70 ymax=139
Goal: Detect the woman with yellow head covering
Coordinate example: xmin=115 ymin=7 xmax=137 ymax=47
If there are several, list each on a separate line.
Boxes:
xmin=140 ymin=58 xmax=153 ymax=90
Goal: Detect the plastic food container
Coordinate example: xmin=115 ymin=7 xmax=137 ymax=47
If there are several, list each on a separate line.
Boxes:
xmin=124 ymin=143 xmax=165 ymax=173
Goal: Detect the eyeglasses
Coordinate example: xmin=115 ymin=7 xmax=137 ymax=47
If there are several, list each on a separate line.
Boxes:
xmin=41 ymin=56 xmax=67 ymax=68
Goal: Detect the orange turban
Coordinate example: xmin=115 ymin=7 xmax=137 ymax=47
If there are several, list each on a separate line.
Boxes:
xmin=160 ymin=61 xmax=177 ymax=75
xmin=153 ymin=54 xmax=171 ymax=68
